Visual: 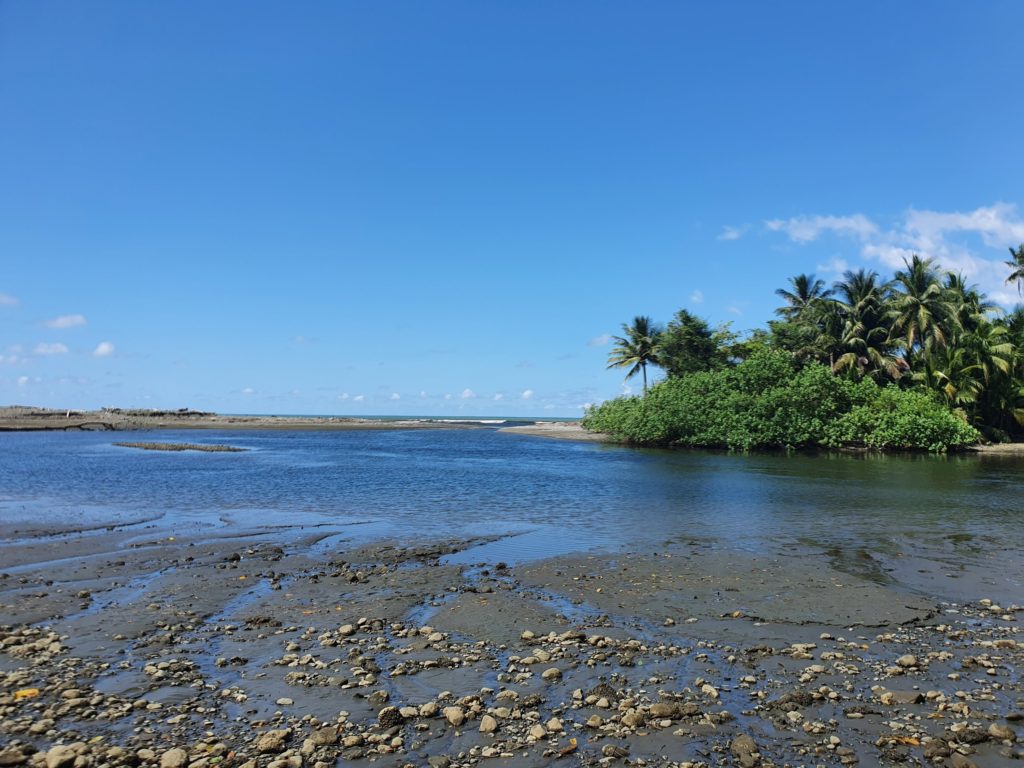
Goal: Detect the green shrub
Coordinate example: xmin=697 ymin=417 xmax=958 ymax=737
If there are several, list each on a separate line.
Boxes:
xmin=582 ymin=351 xmax=980 ymax=452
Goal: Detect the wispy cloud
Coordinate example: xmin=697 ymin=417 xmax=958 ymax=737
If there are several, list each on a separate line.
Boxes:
xmin=93 ymin=341 xmax=115 ymax=357
xmin=690 ymin=289 xmax=704 ymax=304
xmin=493 ymin=393 xmax=504 ymax=401
xmin=45 ymin=314 xmax=87 ymax=329
xmin=390 ymin=393 xmax=401 ymax=401
xmin=460 ymin=388 xmax=475 ymax=399
xmin=765 ymin=202 xmax=1024 ymax=305
xmin=521 ymin=389 xmax=534 ymax=400
xmin=338 ymin=392 xmax=350 ymax=400
xmin=241 ymin=387 xmax=256 ymax=394
xmin=17 ymin=375 xmax=29 ymax=386
xmin=588 ymin=333 xmax=611 ymax=347
xmin=726 ymin=305 xmax=743 ymax=315
xmin=766 ymin=214 xmax=878 ymax=243
xmin=353 ymin=394 xmax=365 ymax=402
xmin=0 ymin=293 xmax=18 ymax=306
xmin=717 ymin=224 xmax=747 ymax=241
xmin=34 ymin=342 xmax=68 ymax=356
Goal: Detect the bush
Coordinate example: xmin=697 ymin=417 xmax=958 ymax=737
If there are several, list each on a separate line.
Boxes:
xmin=582 ymin=351 xmax=980 ymax=452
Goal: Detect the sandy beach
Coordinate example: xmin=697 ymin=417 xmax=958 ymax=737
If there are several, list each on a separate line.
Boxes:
xmin=1 ymin=509 xmax=1021 ymax=768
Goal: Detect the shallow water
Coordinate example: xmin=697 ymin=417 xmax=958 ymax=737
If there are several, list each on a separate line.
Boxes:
xmin=1 ymin=428 xmax=1022 ymax=575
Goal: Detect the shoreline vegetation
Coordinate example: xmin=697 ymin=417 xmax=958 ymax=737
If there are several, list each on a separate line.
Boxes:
xmin=584 ymin=253 xmax=1024 ymax=453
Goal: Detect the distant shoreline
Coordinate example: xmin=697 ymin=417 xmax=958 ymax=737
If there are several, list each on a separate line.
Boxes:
xmin=0 ymin=406 xmax=596 ymax=440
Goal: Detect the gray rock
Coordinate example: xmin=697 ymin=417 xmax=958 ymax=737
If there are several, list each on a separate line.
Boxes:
xmin=731 ymin=734 xmax=759 ymax=768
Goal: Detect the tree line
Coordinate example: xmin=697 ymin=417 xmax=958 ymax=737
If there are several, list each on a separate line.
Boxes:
xmin=586 ymin=245 xmax=1024 ymax=449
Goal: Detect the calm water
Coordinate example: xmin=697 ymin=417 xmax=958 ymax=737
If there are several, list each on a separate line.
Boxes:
xmin=1 ymin=428 xmax=1022 ymax=570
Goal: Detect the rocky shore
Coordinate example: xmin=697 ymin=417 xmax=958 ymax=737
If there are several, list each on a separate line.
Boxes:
xmin=1 ymin=517 xmax=1021 ymax=767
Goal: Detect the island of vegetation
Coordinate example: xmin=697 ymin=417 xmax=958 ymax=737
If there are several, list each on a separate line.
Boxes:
xmin=583 ymin=249 xmax=1024 ymax=452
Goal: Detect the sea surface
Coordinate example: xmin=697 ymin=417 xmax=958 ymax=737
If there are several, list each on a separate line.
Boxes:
xmin=1 ymin=428 xmax=1022 ymax=596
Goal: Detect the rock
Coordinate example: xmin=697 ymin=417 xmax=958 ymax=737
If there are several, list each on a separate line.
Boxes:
xmin=0 ymin=748 xmax=27 ymax=767
xmin=45 ymin=747 xmax=77 ymax=768
xmin=528 ymin=724 xmax=547 ymax=740
xmin=309 ymin=726 xmax=338 ymax=747
xmin=443 ymin=706 xmax=465 ymax=727
xmin=896 ymin=654 xmax=918 ymax=668
xmin=586 ymin=715 xmax=604 ymax=728
xmin=730 ymin=734 xmax=759 ymax=768
xmin=989 ymin=722 xmax=1017 ymax=741
xmin=338 ymin=624 xmax=355 ymax=636
xmin=923 ymin=739 xmax=950 ymax=759
xmin=276 ymin=697 xmax=294 ymax=706
xmin=419 ymin=702 xmax=439 ymax=717
xmin=621 ymin=711 xmax=645 ymax=728
xmin=160 ymin=749 xmax=188 ymax=768
xmin=886 ymin=690 xmax=924 ymax=705
xmin=950 ymin=754 xmax=978 ymax=768
xmin=479 ymin=715 xmax=498 ymax=733
xmin=601 ymin=744 xmax=629 ymax=759
xmin=541 ymin=667 xmax=562 ymax=681
xmin=256 ymin=729 xmax=291 ymax=754
xmin=649 ymin=702 xmax=676 ymax=719
xmin=427 ymin=758 xmax=450 ymax=768
xmin=378 ymin=706 xmax=403 ymax=729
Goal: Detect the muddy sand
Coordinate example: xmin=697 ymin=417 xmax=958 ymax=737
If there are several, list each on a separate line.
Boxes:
xmin=1 ymin=510 xmax=1021 ymax=768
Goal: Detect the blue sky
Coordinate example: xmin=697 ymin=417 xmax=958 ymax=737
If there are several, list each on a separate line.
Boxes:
xmin=3 ymin=2 xmax=1024 ymax=416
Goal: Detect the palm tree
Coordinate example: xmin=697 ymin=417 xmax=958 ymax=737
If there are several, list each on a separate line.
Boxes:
xmin=1006 ymin=244 xmax=1024 ymax=294
xmin=607 ymin=316 xmax=663 ymax=393
xmin=774 ymin=273 xmax=833 ymax=320
xmin=888 ymin=255 xmax=956 ymax=364
xmin=831 ymin=269 xmax=903 ymax=380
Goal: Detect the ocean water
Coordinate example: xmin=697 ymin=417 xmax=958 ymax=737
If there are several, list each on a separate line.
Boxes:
xmin=1 ymin=428 xmax=1022 ymax=580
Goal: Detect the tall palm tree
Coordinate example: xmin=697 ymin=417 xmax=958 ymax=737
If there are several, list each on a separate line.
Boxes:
xmin=831 ymin=269 xmax=903 ymax=380
xmin=606 ymin=316 xmax=663 ymax=393
xmin=945 ymin=272 xmax=998 ymax=335
xmin=1006 ymin=244 xmax=1024 ymax=294
xmin=774 ymin=273 xmax=833 ymax=320
xmin=889 ymin=255 xmax=956 ymax=363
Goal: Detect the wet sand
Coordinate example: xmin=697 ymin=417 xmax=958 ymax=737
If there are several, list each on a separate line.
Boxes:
xmin=1 ymin=514 xmax=1021 ymax=767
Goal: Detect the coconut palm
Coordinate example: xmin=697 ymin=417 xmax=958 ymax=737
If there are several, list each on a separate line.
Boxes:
xmin=888 ymin=255 xmax=956 ymax=363
xmin=774 ymin=273 xmax=833 ymax=320
xmin=831 ymin=269 xmax=903 ymax=380
xmin=1005 ymin=244 xmax=1024 ymax=294
xmin=606 ymin=316 xmax=663 ymax=393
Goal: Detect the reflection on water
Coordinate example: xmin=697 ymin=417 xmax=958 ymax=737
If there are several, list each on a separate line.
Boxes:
xmin=1 ymin=429 xmax=1022 ymax=571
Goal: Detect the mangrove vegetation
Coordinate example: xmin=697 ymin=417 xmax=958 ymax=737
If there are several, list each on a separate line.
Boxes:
xmin=585 ymin=251 xmax=1024 ymax=451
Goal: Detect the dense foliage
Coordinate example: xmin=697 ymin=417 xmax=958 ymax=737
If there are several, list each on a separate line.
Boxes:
xmin=587 ymin=250 xmax=1024 ymax=451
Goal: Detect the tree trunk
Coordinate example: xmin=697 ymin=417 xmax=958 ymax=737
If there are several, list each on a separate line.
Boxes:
xmin=642 ymin=364 xmax=648 ymax=394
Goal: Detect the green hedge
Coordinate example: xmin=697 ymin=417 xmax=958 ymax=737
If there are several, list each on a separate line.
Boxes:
xmin=582 ymin=351 xmax=979 ymax=452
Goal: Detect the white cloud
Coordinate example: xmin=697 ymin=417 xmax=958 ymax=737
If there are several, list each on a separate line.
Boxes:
xmin=420 ymin=390 xmax=428 ymax=399
xmin=0 ymin=293 xmax=18 ymax=306
xmin=93 ymin=341 xmax=115 ymax=357
xmin=767 ymin=202 xmax=1024 ymax=307
xmin=241 ymin=387 xmax=256 ymax=395
xmin=588 ymin=333 xmax=611 ymax=347
xmin=493 ymin=393 xmax=504 ymax=401
xmin=17 ymin=375 xmax=28 ymax=386
xmin=521 ymin=389 xmax=534 ymax=400
xmin=353 ymin=394 xmax=365 ymax=402
xmin=815 ymin=257 xmax=849 ymax=276
xmin=34 ymin=342 xmax=68 ymax=356
xmin=444 ymin=393 xmax=453 ymax=400
xmin=45 ymin=314 xmax=87 ymax=329
xmin=338 ymin=392 xmax=350 ymax=400
xmin=726 ymin=305 xmax=743 ymax=315
xmin=460 ymin=388 xmax=475 ymax=399
xmin=766 ymin=214 xmax=878 ymax=243
xmin=620 ymin=382 xmax=632 ymax=396
xmin=717 ymin=225 xmax=746 ymax=241
xmin=690 ymin=289 xmax=704 ymax=304
xmin=390 ymin=393 xmax=401 ymax=400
